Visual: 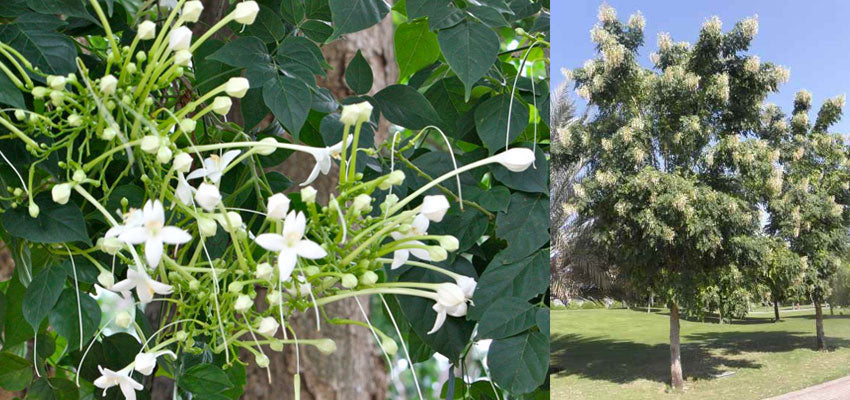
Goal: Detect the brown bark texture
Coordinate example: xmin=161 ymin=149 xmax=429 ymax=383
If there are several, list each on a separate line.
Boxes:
xmin=815 ymin=301 xmax=826 ymax=351
xmin=669 ymin=302 xmax=684 ymax=390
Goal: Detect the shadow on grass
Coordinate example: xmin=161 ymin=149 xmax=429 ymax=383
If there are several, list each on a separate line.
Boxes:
xmin=551 ymin=329 xmax=850 ymax=385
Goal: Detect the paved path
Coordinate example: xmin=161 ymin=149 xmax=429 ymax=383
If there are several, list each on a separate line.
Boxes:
xmin=766 ymin=375 xmax=850 ymax=400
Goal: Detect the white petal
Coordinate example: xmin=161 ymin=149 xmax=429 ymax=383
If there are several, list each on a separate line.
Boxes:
xmin=148 ymin=200 xmax=165 ymax=225
xmin=392 ymin=249 xmax=409 ymax=269
xmin=412 ymin=214 xmax=430 ymax=235
xmin=159 ymin=226 xmax=192 ymax=244
xmin=295 ymin=240 xmax=326 ymax=259
xmin=147 ymin=278 xmax=173 ymax=295
xmin=301 ymin=164 xmax=321 ymax=186
xmin=221 ymin=150 xmax=241 ymax=168
xmin=118 ymin=227 xmax=148 ymax=244
xmin=255 ymin=233 xmax=287 ymax=252
xmin=277 ymin=251 xmax=298 ymax=281
xmin=283 ymin=211 xmax=306 ymax=239
xmin=136 ymin=282 xmax=155 ymax=304
xmin=185 ymin=168 xmax=208 ymax=180
xmin=428 ymin=310 xmax=447 ymax=335
xmin=145 ymin=237 xmax=164 ymax=267
xmin=409 ymin=242 xmax=431 ymax=261
xmin=110 ymin=278 xmax=137 ymax=293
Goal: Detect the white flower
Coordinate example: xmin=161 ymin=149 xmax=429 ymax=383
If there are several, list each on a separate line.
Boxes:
xmin=266 ymin=193 xmax=290 ymax=220
xmin=112 ymin=268 xmax=174 ymax=304
xmin=52 ymin=183 xmax=72 ymax=204
xmin=303 ymin=138 xmax=350 ymax=186
xmin=257 ymin=316 xmax=279 ymax=336
xmin=340 ymin=101 xmax=373 ymax=125
xmin=105 ymin=208 xmax=144 ymax=241
xmin=428 ymin=283 xmax=468 ymax=334
xmin=352 ymin=194 xmax=371 ymax=213
xmin=134 ymin=350 xmax=176 ymax=376
xmin=175 ymin=174 xmax=194 ymax=206
xmin=212 ymin=96 xmax=232 ymax=115
xmin=390 ymin=214 xmax=431 ymax=269
xmin=215 ymin=211 xmax=243 ymax=233
xmin=225 ymin=77 xmax=249 ymax=98
xmin=182 ymin=1 xmax=204 ymax=22
xmin=168 ymin=26 xmax=192 ymax=51
xmin=179 ymin=118 xmax=197 ymax=133
xmin=234 ymin=294 xmax=253 ymax=312
xmin=138 ymin=21 xmax=156 ymax=40
xmin=98 ymin=270 xmax=115 ymax=289
xmin=117 ymin=200 xmax=192 ymax=267
xmin=420 ymin=195 xmax=449 ymax=222
xmin=100 ymin=74 xmax=118 ymax=95
xmin=173 ymin=152 xmax=193 ymax=173
xmin=233 ymin=1 xmax=260 ymax=25
xmin=47 ymin=75 xmax=66 ymax=90
xmin=140 ymin=135 xmax=161 ymax=153
xmin=92 ymin=285 xmax=139 ymax=339
xmin=194 ymin=182 xmax=221 ymax=211
xmin=255 ymin=211 xmax=327 ymax=282
xmin=255 ymin=262 xmax=273 ymax=280
xmin=186 ymin=150 xmax=241 ymax=183
xmin=174 ymin=49 xmax=192 ymax=66
xmin=157 ymin=146 xmax=173 ymax=164
xmin=455 ymin=275 xmax=477 ymax=299
xmin=301 ymin=186 xmax=317 ymax=203
xmin=378 ymin=170 xmax=405 ymax=190
xmin=93 ymin=366 xmax=143 ymax=400
xmin=257 ymin=137 xmax=278 ymax=155
xmin=495 ymin=148 xmax=535 ymax=172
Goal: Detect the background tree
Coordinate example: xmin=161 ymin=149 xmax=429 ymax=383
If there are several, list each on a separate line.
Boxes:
xmin=565 ymin=5 xmax=787 ymax=390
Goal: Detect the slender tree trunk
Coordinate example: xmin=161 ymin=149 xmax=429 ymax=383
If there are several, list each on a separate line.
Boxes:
xmin=815 ymin=300 xmax=826 ymax=351
xmin=670 ymin=302 xmax=684 ymax=390
xmin=774 ymin=299 xmax=780 ymax=322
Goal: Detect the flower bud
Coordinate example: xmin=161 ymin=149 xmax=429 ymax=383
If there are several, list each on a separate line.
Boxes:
xmin=267 ymin=290 xmax=283 ymax=306
xmin=257 ymin=137 xmax=278 ymax=155
xmin=255 ymin=262 xmax=273 ymax=280
xmin=257 ymin=316 xmax=279 ymax=336
xmin=255 ymin=353 xmax=270 ymax=368
xmin=211 ymin=96 xmax=232 ymax=115
xmin=233 ymin=1 xmax=260 ymax=25
xmin=197 ymin=216 xmax=217 ymax=237
xmin=438 ymin=235 xmax=459 ymax=251
xmin=140 ymin=135 xmax=161 ymax=153
xmin=234 ymin=294 xmax=253 ymax=312
xmin=427 ymin=246 xmax=447 ymax=262
xmin=217 ymin=211 xmax=243 ymax=232
xmin=72 ymin=169 xmax=86 ymax=183
xmin=47 ymin=75 xmax=66 ymax=90
xmin=301 ymin=186 xmax=317 ymax=204
xmin=51 ymin=183 xmax=72 ymax=204
xmin=341 ymin=273 xmax=358 ymax=289
xmin=352 ymin=194 xmax=371 ymax=213
xmin=378 ymin=170 xmax=405 ymax=190
xmin=137 ymin=20 xmax=156 ymax=40
xmin=28 ymin=202 xmax=39 ymax=218
xmin=179 ymin=118 xmax=197 ymax=133
xmin=340 ymin=103 xmax=360 ymax=125
xmin=100 ymin=74 xmax=118 ymax=95
xmin=126 ymin=62 xmax=137 ymax=74
xmin=195 ymin=182 xmax=222 ymax=211
xmin=182 ymin=1 xmax=204 ymax=22
xmin=100 ymin=237 xmax=123 ymax=254
xmin=420 ymin=195 xmax=449 ymax=222
xmin=314 ymin=338 xmax=337 ymax=355
xmin=31 ymin=86 xmax=49 ymax=98
xmin=136 ymin=50 xmax=147 ymax=62
xmin=382 ymin=337 xmax=398 ymax=355
xmin=101 ymin=125 xmax=117 ymax=140
xmin=495 ymin=147 xmax=535 ymax=172
xmin=455 ymin=275 xmax=477 ymax=298
xmin=359 ymin=271 xmax=378 ymax=286
xmin=225 ymin=77 xmax=249 ymax=98
xmin=435 ymin=283 xmax=466 ymax=307
xmin=157 ymin=146 xmax=173 ymax=164
xmin=228 ymin=281 xmax=243 ymax=293
xmin=115 ymin=311 xmax=133 ymax=328
xmin=67 ymin=114 xmax=82 ymax=127
xmin=168 ymin=26 xmax=192 ymax=51
xmin=173 ymin=152 xmax=192 ymax=173
xmin=97 ymin=270 xmax=115 ymax=289
xmin=49 ymin=90 xmax=64 ymax=106
xmin=174 ymin=49 xmax=192 ymax=66
xmin=14 ymin=109 xmax=26 ymax=121
xmin=175 ymin=331 xmax=189 ymax=341
xmin=266 ymin=193 xmax=290 ymax=220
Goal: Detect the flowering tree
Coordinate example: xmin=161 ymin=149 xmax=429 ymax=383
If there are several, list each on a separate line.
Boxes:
xmin=0 ymin=0 xmax=550 ymax=398
xmin=565 ymin=5 xmax=787 ymax=389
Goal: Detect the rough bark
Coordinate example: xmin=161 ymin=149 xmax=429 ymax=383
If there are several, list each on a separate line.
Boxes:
xmin=670 ymin=302 xmax=684 ymax=390
xmin=774 ymin=299 xmax=781 ymax=322
xmin=815 ymin=301 xmax=826 ymax=351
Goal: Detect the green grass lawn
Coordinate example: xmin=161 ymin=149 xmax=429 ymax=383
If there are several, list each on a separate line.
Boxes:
xmin=551 ymin=307 xmax=850 ymax=399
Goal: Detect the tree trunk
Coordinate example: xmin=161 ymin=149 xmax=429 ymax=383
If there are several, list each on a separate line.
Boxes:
xmin=670 ymin=302 xmax=684 ymax=390
xmin=815 ymin=301 xmax=826 ymax=351
xmin=774 ymin=299 xmax=780 ymax=322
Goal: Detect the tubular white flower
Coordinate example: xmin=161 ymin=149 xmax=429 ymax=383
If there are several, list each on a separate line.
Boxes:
xmin=428 ymin=283 xmax=468 ymax=334
xmin=390 ymin=214 xmax=431 ymax=269
xmin=52 ymin=183 xmax=72 ymax=204
xmin=356 ymin=101 xmax=374 ymax=123
xmin=138 ymin=21 xmax=156 ymax=40
xmin=140 ymin=135 xmax=161 ymax=153
xmin=211 ymin=96 xmax=232 ymax=115
xmin=174 ymin=49 xmax=192 ymax=66
xmin=194 ymin=182 xmax=222 ymax=211
xmin=157 ymin=146 xmax=173 ymax=164
xmin=234 ymin=294 xmax=253 ymax=312
xmin=93 ymin=366 xmax=143 ymax=400
xmin=175 ymin=174 xmax=194 ymax=206
xmin=100 ymin=74 xmax=118 ymax=95
xmin=225 ymin=77 xmax=250 ymax=98
xmin=216 ymin=211 xmax=244 ymax=233
xmin=266 ymin=193 xmax=291 ymax=220
xmin=47 ymin=75 xmax=66 ymax=90
xmin=98 ymin=270 xmax=115 ymax=289
xmin=134 ymin=350 xmax=176 ymax=376
xmin=233 ymin=1 xmax=260 ymax=25
xmin=255 ymin=211 xmax=327 ymax=282
xmin=168 ymin=26 xmax=193 ymax=51
xmin=257 ymin=316 xmax=279 ymax=336
xmin=495 ymin=147 xmax=535 ymax=172
xmin=111 ymin=268 xmax=173 ymax=304
xmin=420 ymin=195 xmax=449 ymax=222
xmin=340 ymin=103 xmax=360 ymax=125
xmin=173 ymin=152 xmax=193 ymax=173
xmin=182 ymin=1 xmax=204 ymax=22
xmin=256 ymin=137 xmax=278 ymax=155
xmin=314 ymin=338 xmax=337 ymax=355
xmin=186 ymin=150 xmax=241 ymax=183
xmin=301 ymin=186 xmax=317 ymax=203
xmin=438 ymin=235 xmax=459 ymax=251
xmin=455 ymin=275 xmax=477 ymax=299
xmin=91 ymin=285 xmax=139 ymax=339
xmin=117 ymin=200 xmax=192 ymax=267
xmin=303 ymin=137 xmax=350 ymax=186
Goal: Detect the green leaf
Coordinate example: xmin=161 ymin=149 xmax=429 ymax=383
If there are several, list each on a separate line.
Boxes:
xmin=262 ymin=75 xmax=312 ymax=135
xmin=470 ymin=249 xmax=548 ymax=320
xmin=241 ymin=87 xmax=269 ymax=130
xmin=3 ymin=277 xmax=32 ymax=347
xmin=406 ymin=0 xmax=449 ymax=20
xmin=345 ymin=50 xmax=373 ymax=94
xmin=179 ymin=363 xmax=234 ymax=395
xmin=430 ymin=206 xmax=487 ymax=253
xmin=394 ymin=20 xmax=440 ymax=81
xmin=301 ymin=19 xmax=333 ymax=43
xmin=49 ymin=288 xmax=101 ymax=349
xmin=437 ymin=19 xmax=499 ymax=100
xmin=476 ymin=297 xmax=536 ymax=339
xmin=536 ymin=308 xmax=549 ymax=337
xmin=0 ymin=72 xmax=24 ymax=108
xmin=22 ymin=264 xmax=67 ymax=331
xmin=464 ymin=185 xmax=511 ymax=213
xmin=423 ymin=76 xmax=470 ymax=136
xmin=209 ymin=36 xmax=270 ymax=68
xmin=374 ymin=84 xmax=441 ymax=130
xmin=0 ymin=291 xmax=6 ymax=335
xmin=2 ymin=194 xmax=91 ymax=245
xmin=194 ymin=40 xmax=242 ymax=94
xmin=467 ymin=4 xmax=510 ymax=27
xmin=26 ymin=0 xmax=94 ymax=23
xmin=0 ymin=0 xmax=30 ymax=18
xmin=328 ymin=0 xmax=389 ymax=36
xmin=475 ymin=94 xmax=529 ymax=153
xmin=276 ymin=36 xmax=327 ymax=80
xmin=488 ymin=331 xmax=548 ymax=394
xmin=490 ymin=145 xmax=548 ymax=193
xmin=246 ymin=4 xmax=288 ymax=43
xmin=280 ymin=0 xmax=305 ymax=24
xmin=0 ymin=23 xmax=77 ymax=75
xmin=26 ymin=377 xmax=78 ymax=400
xmin=495 ymin=192 xmax=548 ymax=260
xmin=427 ymin=7 xmax=465 ymax=30
xmin=0 ymin=352 xmax=32 ymax=391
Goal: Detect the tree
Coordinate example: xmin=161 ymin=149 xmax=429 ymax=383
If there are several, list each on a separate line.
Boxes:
xmin=565 ymin=6 xmax=786 ymax=389
xmin=763 ymin=90 xmax=849 ymax=350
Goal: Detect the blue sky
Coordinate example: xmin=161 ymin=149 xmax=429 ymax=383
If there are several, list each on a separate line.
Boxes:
xmin=552 ymin=0 xmax=850 ymax=133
